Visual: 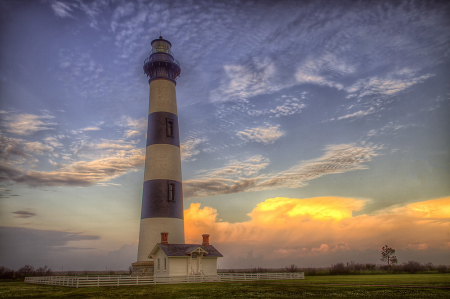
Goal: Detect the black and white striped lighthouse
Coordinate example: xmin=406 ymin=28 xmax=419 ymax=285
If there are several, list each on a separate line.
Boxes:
xmin=133 ymin=36 xmax=184 ymax=275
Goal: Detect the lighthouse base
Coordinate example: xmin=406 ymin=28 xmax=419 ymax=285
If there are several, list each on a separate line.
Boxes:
xmin=131 ymin=261 xmax=154 ymax=277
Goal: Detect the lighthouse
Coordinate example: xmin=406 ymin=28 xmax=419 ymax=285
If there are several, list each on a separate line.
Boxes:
xmin=132 ymin=36 xmax=184 ymax=276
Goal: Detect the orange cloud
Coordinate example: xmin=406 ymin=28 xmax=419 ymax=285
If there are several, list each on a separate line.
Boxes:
xmin=184 ymin=196 xmax=450 ymax=261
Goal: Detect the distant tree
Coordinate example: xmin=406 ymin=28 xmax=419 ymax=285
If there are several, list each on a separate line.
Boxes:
xmin=36 ymin=266 xmax=52 ymax=276
xmin=380 ymin=245 xmax=398 ymax=265
xmin=285 ymin=264 xmax=299 ymax=272
xmin=16 ymin=265 xmax=35 ymax=278
xmin=0 ymin=266 xmax=15 ymax=279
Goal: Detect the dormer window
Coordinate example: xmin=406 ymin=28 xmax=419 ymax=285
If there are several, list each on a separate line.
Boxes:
xmin=168 ymin=181 xmax=175 ymax=202
xmin=192 ymin=254 xmax=197 ymax=259
xmin=166 ymin=118 xmax=174 ymax=137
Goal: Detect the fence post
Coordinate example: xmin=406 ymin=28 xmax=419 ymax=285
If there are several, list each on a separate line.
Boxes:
xmin=97 ymin=276 xmax=100 ymax=287
xmin=76 ymin=277 xmax=79 ymax=288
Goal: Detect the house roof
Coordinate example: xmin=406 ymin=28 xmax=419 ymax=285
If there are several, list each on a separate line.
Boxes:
xmin=150 ymin=243 xmax=223 ymax=258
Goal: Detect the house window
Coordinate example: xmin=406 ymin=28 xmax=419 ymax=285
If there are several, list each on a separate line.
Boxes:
xmin=166 ymin=119 xmax=174 ymax=137
xmin=164 ymin=258 xmax=167 ymax=270
xmin=158 ymin=258 xmax=160 ymax=271
xmin=168 ymin=182 xmax=175 ymax=202
xmin=192 ymin=254 xmax=197 ymax=259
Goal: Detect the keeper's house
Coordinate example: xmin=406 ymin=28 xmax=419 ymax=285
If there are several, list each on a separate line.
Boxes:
xmin=149 ymin=233 xmax=223 ymax=277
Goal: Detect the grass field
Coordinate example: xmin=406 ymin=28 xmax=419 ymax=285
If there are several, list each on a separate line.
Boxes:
xmin=1 ymin=274 xmax=449 ymax=298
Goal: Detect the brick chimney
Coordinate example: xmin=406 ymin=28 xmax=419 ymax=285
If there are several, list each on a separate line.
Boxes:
xmin=161 ymin=232 xmax=168 ymax=245
xmin=202 ymin=234 xmax=210 ymax=246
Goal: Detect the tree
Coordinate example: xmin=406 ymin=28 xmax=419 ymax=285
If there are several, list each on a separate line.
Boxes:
xmin=380 ymin=245 xmax=398 ymax=265
xmin=285 ymin=264 xmax=299 ymax=272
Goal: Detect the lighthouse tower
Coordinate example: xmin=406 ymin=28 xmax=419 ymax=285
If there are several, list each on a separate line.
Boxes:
xmin=132 ymin=36 xmax=184 ymax=276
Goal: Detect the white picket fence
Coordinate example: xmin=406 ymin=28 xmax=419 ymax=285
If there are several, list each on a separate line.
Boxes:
xmin=25 ymin=272 xmax=304 ymax=288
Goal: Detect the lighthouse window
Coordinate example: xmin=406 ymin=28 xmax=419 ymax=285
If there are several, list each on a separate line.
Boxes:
xmin=168 ymin=181 xmax=175 ymax=202
xmin=166 ymin=119 xmax=174 ymax=137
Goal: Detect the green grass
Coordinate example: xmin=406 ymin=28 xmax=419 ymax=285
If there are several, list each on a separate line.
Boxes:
xmin=1 ymin=274 xmax=449 ymax=298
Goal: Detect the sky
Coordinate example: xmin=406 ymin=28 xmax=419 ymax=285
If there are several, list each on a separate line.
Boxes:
xmin=0 ymin=0 xmax=449 ymax=271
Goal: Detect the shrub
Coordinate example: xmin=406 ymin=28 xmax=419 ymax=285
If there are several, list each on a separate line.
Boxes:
xmin=252 ymin=267 xmax=270 ymax=273
xmin=303 ymin=267 xmax=317 ymax=276
xmin=330 ymin=263 xmax=350 ymax=275
xmin=424 ymin=262 xmax=434 ymax=271
xmin=403 ymin=261 xmax=423 ymax=274
xmin=0 ymin=266 xmax=15 ymax=279
xmin=365 ymin=264 xmax=376 ymax=270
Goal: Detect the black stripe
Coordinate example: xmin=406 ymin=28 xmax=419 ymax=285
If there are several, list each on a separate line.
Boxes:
xmin=141 ymin=180 xmax=183 ymax=219
xmin=146 ymin=112 xmax=180 ymax=147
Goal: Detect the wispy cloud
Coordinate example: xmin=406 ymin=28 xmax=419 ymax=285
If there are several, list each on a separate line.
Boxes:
xmin=210 ymin=59 xmax=278 ymax=102
xmin=12 ymin=210 xmax=36 ymax=218
xmin=1 ymin=149 xmax=144 ymax=187
xmin=367 ymin=122 xmax=408 ymax=137
xmin=346 ymin=70 xmax=434 ymax=98
xmin=338 ymin=107 xmax=375 ymax=120
xmin=184 ymin=143 xmax=379 ymax=198
xmin=237 ymin=124 xmax=285 ymax=144
xmin=197 ymin=155 xmax=270 ymax=180
xmin=1 ymin=112 xmax=56 ymax=136
xmin=71 ymin=126 xmax=102 ymax=135
xmin=0 ymin=135 xmax=53 ymax=166
xmin=181 ymin=137 xmax=206 ymax=161
xmin=115 ymin=116 xmax=146 ymax=139
xmin=295 ymin=53 xmax=355 ymax=90
xmin=247 ymin=96 xmax=306 ymax=118
xmin=50 ymin=1 xmax=74 ymax=18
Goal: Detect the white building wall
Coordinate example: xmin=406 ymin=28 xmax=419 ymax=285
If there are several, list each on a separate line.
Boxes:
xmin=202 ymin=258 xmax=218 ymax=275
xmin=152 ymin=248 xmax=170 ymax=277
xmin=169 ymin=257 xmax=188 ymax=276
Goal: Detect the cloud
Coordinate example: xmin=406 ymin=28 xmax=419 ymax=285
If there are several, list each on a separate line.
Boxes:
xmin=0 ymin=226 xmax=100 ymax=268
xmin=367 ymin=122 xmax=408 ymax=137
xmin=181 ymin=137 xmax=206 ymax=161
xmin=346 ymin=70 xmax=434 ymax=98
xmin=43 ymin=136 xmax=63 ymax=148
xmin=210 ymin=59 xmax=279 ymax=102
xmin=338 ymin=107 xmax=376 ymax=120
xmin=116 ymin=116 xmax=146 ymax=139
xmin=0 ymin=149 xmax=144 ymax=187
xmin=11 ymin=210 xmax=36 ymax=218
xmin=184 ymin=196 xmax=450 ymax=266
xmin=248 ymin=96 xmax=307 ymax=118
xmin=268 ymin=99 xmax=306 ymax=118
xmin=237 ymin=124 xmax=285 ymax=144
xmin=295 ymin=54 xmax=354 ymax=90
xmin=184 ymin=143 xmax=379 ymax=198
xmin=1 ymin=112 xmax=56 ymax=136
xmin=50 ymin=1 xmax=74 ymax=18
xmin=0 ymin=135 xmax=53 ymax=168
xmin=197 ymin=155 xmax=270 ymax=179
